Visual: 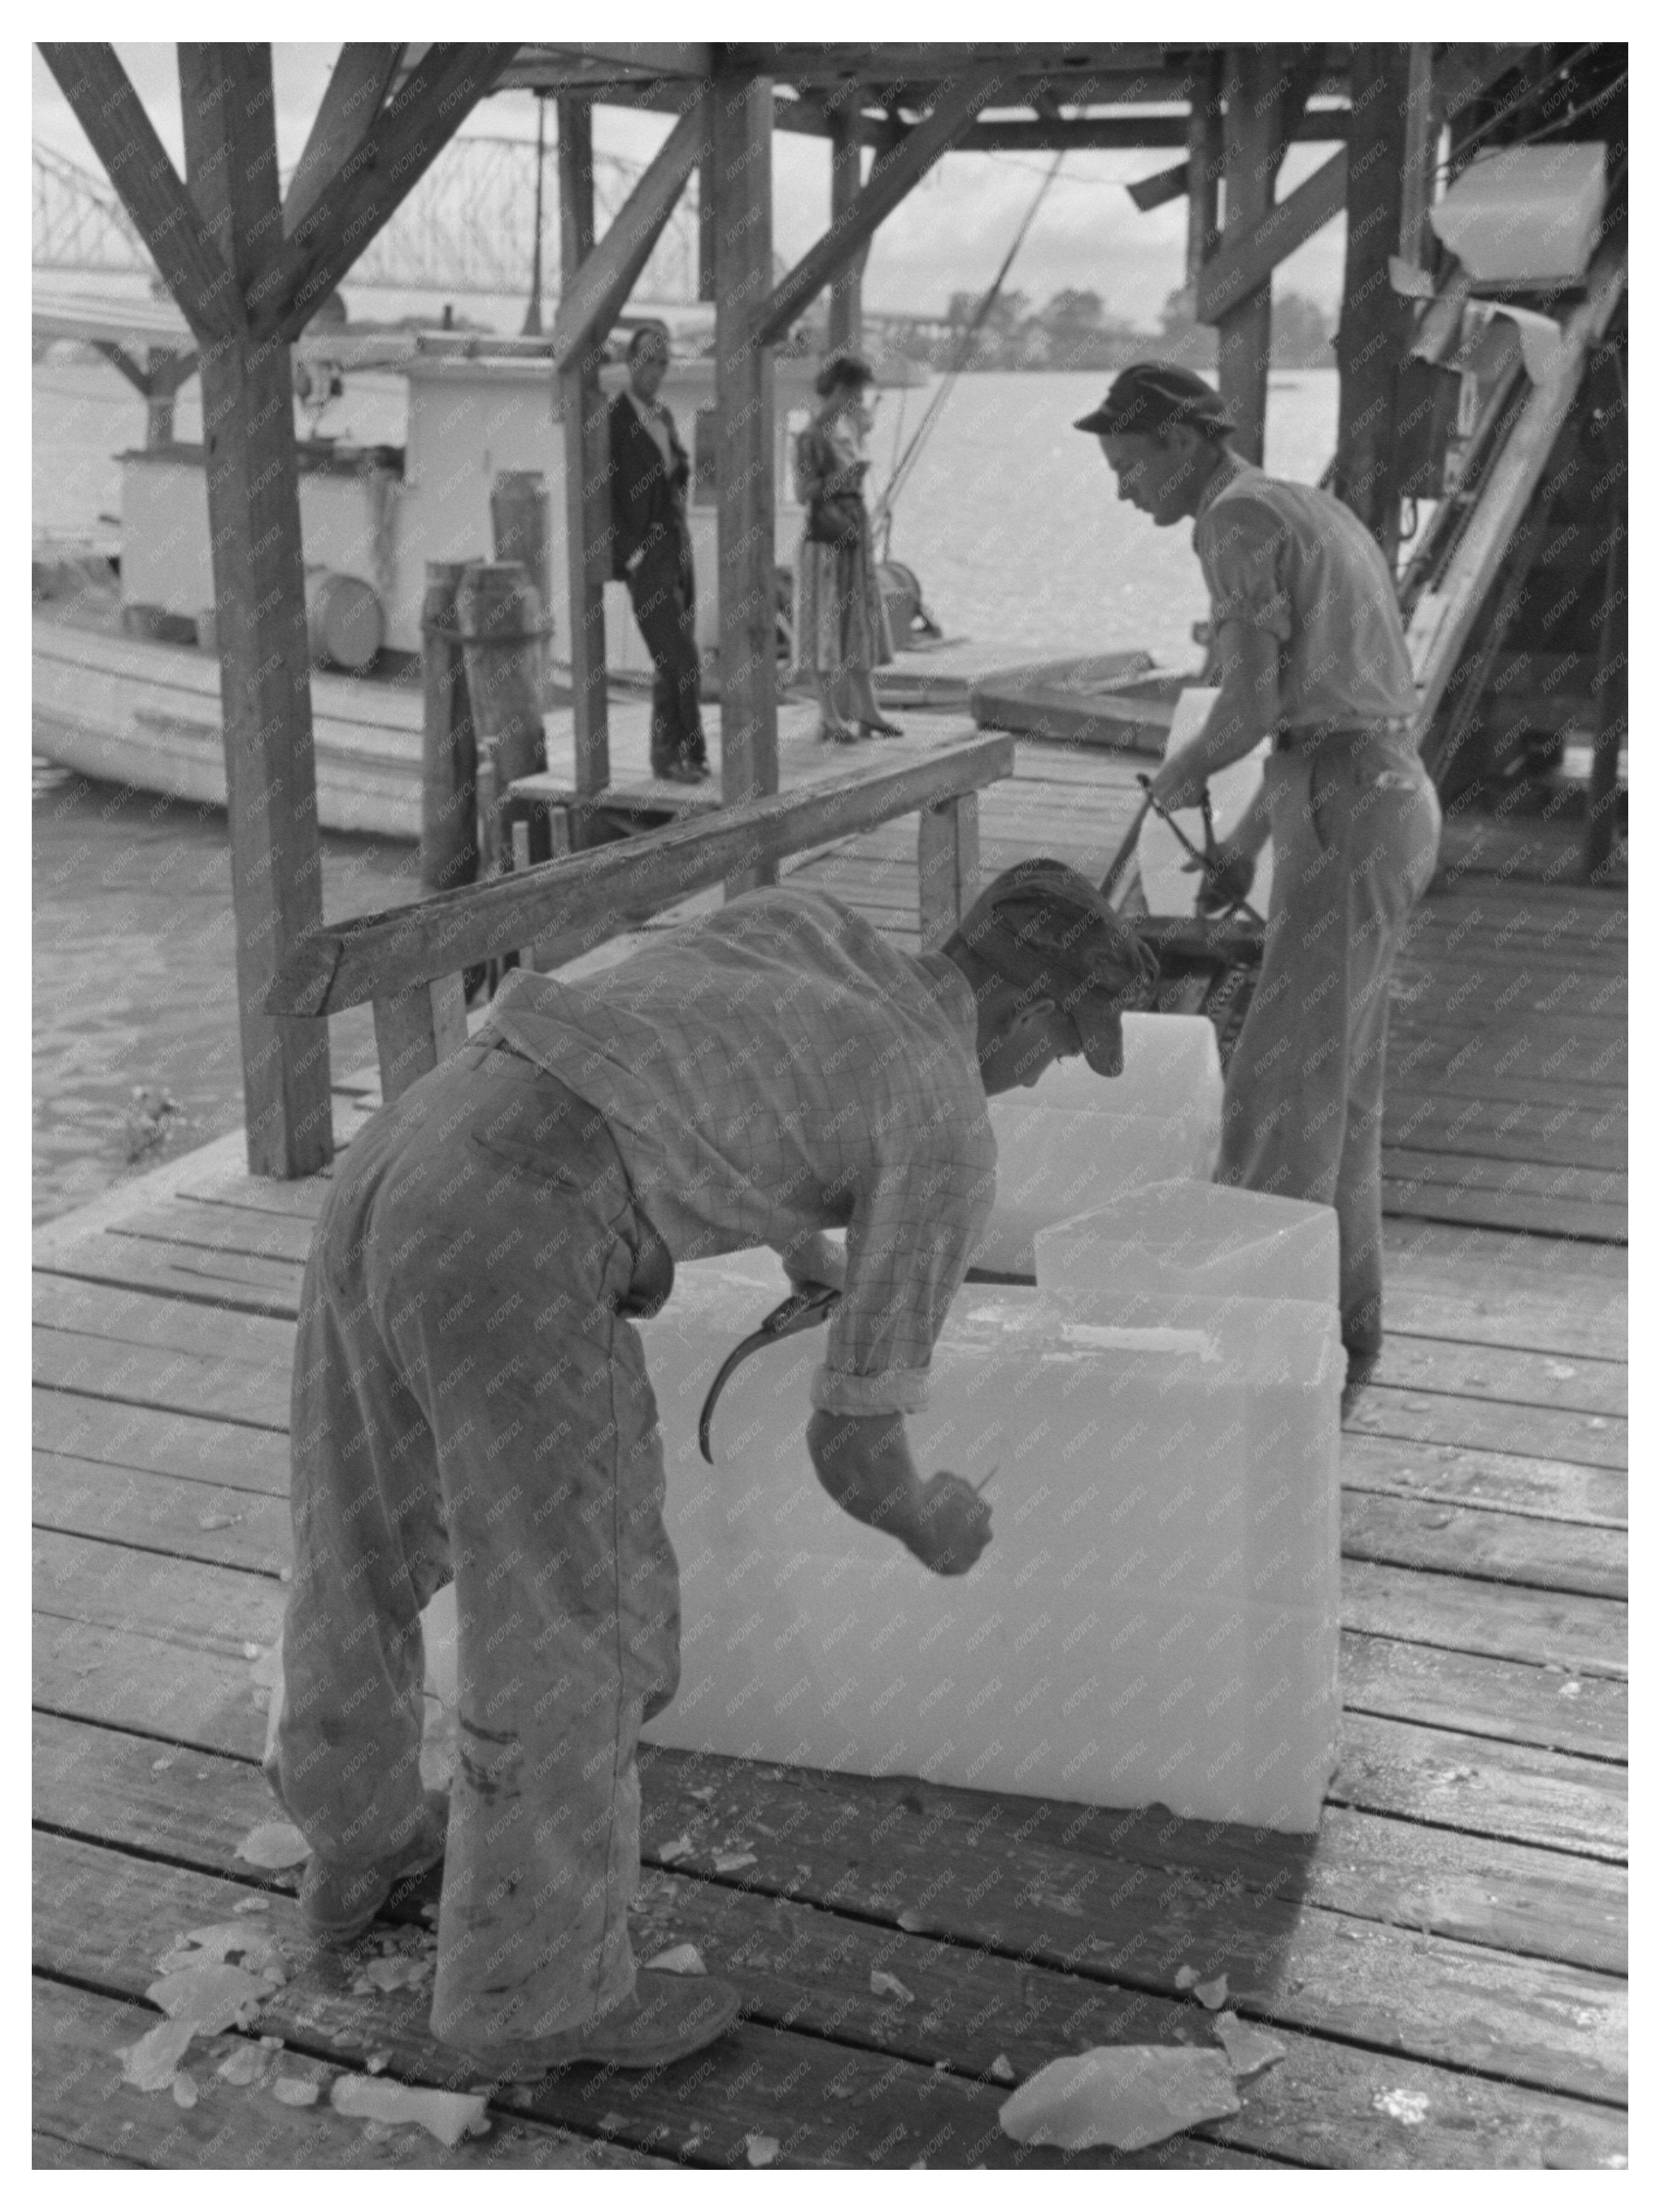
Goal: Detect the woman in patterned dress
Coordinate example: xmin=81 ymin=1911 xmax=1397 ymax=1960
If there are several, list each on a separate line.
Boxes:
xmin=790 ymin=351 xmax=903 ymax=742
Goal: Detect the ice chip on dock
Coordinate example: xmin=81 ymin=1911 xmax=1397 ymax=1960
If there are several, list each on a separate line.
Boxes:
xmin=999 ymin=2045 xmax=1240 ymax=2151
xmin=235 ymin=1818 xmax=311 ymax=1870
xmin=643 ymin=1943 xmax=707 ymax=1975
xmin=332 ymin=2073 xmax=488 ymax=2145
xmin=145 ymin=1962 xmax=268 ymax=2032
xmin=119 ymin=2017 xmax=198 ymax=2092
xmin=1212 ymin=2011 xmax=1287 ymax=2078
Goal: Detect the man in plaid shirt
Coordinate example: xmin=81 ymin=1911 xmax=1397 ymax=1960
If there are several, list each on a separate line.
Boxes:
xmin=269 ymin=860 xmax=1156 ymax=2080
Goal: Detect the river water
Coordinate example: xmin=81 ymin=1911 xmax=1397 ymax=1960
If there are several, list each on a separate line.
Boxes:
xmin=32 ymin=355 xmax=1337 ymax=1221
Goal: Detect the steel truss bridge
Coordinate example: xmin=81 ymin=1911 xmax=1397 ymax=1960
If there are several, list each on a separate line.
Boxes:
xmin=33 ymin=132 xmax=699 ymax=301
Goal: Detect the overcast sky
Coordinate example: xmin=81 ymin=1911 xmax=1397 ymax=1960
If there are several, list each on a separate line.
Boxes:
xmin=32 ymin=43 xmax=1349 ymax=329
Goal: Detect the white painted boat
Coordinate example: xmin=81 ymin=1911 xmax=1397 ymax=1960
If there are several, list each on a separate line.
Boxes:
xmin=33 ymin=603 xmax=427 ymax=838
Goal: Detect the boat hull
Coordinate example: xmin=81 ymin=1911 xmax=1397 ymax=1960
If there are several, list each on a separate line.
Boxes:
xmin=34 ymin=611 xmax=424 ymax=839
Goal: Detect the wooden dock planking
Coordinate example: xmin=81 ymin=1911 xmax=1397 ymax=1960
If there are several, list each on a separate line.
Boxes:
xmin=33 ymin=806 xmax=1626 ymax=2166
xmin=34 ymin=1739 xmax=1624 ymax=2166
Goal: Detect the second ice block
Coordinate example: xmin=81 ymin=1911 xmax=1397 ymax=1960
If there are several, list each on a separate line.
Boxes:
xmin=1035 ymin=1178 xmax=1340 ymax=1307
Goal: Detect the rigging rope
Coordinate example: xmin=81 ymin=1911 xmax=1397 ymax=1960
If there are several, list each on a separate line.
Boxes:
xmin=871 ymin=148 xmax=1067 ymax=559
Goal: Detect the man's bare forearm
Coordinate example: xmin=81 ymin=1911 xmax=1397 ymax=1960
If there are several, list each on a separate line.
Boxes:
xmin=1152 ymin=620 xmax=1280 ymax=809
xmin=805 ymin=1409 xmax=924 ymax=1540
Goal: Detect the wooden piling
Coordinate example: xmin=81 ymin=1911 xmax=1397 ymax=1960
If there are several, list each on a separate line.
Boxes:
xmin=457 ymin=562 xmax=549 ymax=881
xmin=1334 ymin=44 xmax=1416 ymax=554
xmin=556 ymin=95 xmax=612 ymax=810
xmin=490 ymin=470 xmax=554 ymax=702
xmin=178 ymin=44 xmax=331 ymax=1177
xmin=1216 ymin=47 xmax=1276 ymax=466
xmin=419 ymin=561 xmax=478 ymax=897
xmin=713 ymin=71 xmax=779 ymax=891
xmin=828 ymin=112 xmax=866 ymax=353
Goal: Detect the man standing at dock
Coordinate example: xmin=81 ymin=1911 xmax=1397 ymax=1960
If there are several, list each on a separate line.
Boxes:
xmin=610 ymin=321 xmax=710 ymax=784
xmin=268 ymin=864 xmax=1156 ymax=2082
xmin=1076 ymin=362 xmax=1442 ymax=1389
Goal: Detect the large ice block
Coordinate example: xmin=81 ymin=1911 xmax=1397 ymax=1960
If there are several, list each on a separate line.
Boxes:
xmin=977 ymin=1015 xmax=1222 ymax=1275
xmin=975 ymin=1107 xmax=1216 ymax=1275
xmin=1032 ymin=1013 xmax=1222 ymax=1126
xmin=632 ymin=1248 xmax=1341 ymax=1832
xmin=1036 ymin=1179 xmax=1340 ymax=1308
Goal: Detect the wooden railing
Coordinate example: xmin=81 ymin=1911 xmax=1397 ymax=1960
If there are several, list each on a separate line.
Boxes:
xmin=264 ymin=735 xmax=1014 ymax=1111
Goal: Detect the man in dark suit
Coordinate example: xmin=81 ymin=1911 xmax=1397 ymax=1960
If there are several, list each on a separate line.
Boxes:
xmin=609 ymin=322 xmax=709 ymax=782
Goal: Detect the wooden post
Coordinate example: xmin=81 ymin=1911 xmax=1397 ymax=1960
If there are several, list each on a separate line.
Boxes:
xmin=1334 ymin=44 xmax=1416 ymax=556
xmin=829 ymin=113 xmax=866 ymax=353
xmin=178 ymin=45 xmax=332 ymax=1177
xmin=1583 ymin=515 xmax=1626 ymax=881
xmin=712 ymin=73 xmax=778 ymax=889
xmin=373 ymin=976 xmax=469 ymax=1103
xmin=698 ymin=154 xmax=717 ymax=303
xmin=1185 ymin=56 xmax=1224 ymax=288
xmin=457 ymin=562 xmax=549 ymax=882
xmin=556 ymin=95 xmax=611 ymax=805
xmin=490 ymin=470 xmax=554 ymax=701
xmin=1399 ymin=44 xmax=1440 ymax=272
xmin=419 ymin=561 xmax=477 ymax=896
xmin=1216 ymin=47 xmax=1277 ymax=465
xmin=918 ymin=793 xmax=981 ymax=950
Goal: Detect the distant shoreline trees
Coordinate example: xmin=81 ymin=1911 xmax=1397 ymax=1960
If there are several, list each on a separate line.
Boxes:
xmin=870 ymin=285 xmax=1337 ymax=373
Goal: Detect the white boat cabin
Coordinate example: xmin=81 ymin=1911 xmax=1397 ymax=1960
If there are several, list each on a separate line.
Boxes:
xmin=116 ymin=347 xmax=905 ymax=679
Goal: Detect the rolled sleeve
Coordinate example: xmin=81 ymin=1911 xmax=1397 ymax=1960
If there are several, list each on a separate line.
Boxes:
xmin=810 ymin=1361 xmax=930 ymax=1418
xmin=1198 ymin=500 xmax=1293 ymax=643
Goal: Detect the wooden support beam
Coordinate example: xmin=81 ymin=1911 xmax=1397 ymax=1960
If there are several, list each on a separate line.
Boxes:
xmin=1215 ymin=47 xmax=1278 ymax=465
xmin=698 ymin=154 xmax=717 ymax=302
xmin=755 ymin=62 xmax=1008 ymax=347
xmin=38 ymin=44 xmax=242 ymax=342
xmin=918 ymin=794 xmax=981 ymax=951
xmin=1185 ymin=60 xmax=1224 ymax=283
xmin=961 ymin=109 xmax=1349 ymax=154
xmin=1195 ymin=148 xmax=1347 ymax=325
xmin=556 ymin=96 xmax=610 ymax=802
xmin=1334 ymin=44 xmax=1417 ymax=554
xmin=260 ymin=43 xmax=515 ymax=342
xmin=827 ymin=115 xmax=866 ymax=353
xmin=548 ymin=95 xmax=713 ymax=375
xmin=89 ymin=342 xmax=198 ymax=446
xmin=177 ymin=43 xmax=331 ymax=1177
xmin=1126 ymin=160 xmax=1190 ymax=215
xmin=266 ymin=738 xmax=1015 ymax=1018
xmin=374 ymin=977 xmax=469 ymax=1103
xmin=713 ymin=73 xmax=778 ymax=888
xmin=281 ymin=43 xmax=403 ymax=242
xmin=1399 ymin=44 xmax=1441 ymax=272
xmin=1583 ymin=515 xmax=1626 ymax=882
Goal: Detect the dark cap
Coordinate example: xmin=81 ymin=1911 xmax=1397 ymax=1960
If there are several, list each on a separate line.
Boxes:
xmin=1073 ymin=361 xmax=1236 ymax=439
xmin=956 ymin=857 xmax=1160 ymax=1074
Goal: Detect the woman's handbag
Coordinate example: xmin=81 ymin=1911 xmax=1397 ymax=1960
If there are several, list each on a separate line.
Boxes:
xmin=805 ymin=491 xmax=864 ymax=548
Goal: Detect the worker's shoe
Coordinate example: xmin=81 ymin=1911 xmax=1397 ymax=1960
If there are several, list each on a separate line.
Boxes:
xmin=1341 ymin=1343 xmax=1381 ymax=1420
xmin=439 ymin=1970 xmax=741 ymax=2080
xmin=298 ymin=1789 xmax=450 ymax=1944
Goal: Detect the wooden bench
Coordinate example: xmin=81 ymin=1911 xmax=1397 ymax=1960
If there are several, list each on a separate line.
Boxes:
xmin=265 ymin=734 xmax=1013 ymax=1111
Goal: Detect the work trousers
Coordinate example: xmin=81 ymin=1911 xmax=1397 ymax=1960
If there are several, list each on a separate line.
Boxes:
xmin=629 ymin=536 xmax=706 ymax=772
xmin=1218 ymin=728 xmax=1441 ymax=1354
xmin=269 ymin=1042 xmax=678 ymax=2049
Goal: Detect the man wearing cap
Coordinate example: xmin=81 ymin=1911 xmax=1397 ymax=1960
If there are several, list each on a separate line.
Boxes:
xmin=268 ymin=863 xmax=1155 ymax=2083
xmin=1075 ymin=362 xmax=1442 ymax=1389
